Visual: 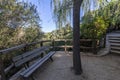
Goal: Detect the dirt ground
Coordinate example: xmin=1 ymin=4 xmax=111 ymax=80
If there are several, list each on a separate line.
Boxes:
xmin=32 ymin=51 xmax=120 ymax=80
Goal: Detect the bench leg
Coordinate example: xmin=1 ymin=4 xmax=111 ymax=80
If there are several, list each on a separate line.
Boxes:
xmin=26 ymin=62 xmax=29 ymax=67
xmin=40 ymin=53 xmax=44 ymax=58
xmin=20 ymin=77 xmax=29 ymax=80
xmin=31 ymin=76 xmax=35 ymax=80
xmin=24 ymin=64 xmax=29 ymax=69
xmin=50 ymin=57 xmax=53 ymax=62
xmin=20 ymin=76 xmax=35 ymax=80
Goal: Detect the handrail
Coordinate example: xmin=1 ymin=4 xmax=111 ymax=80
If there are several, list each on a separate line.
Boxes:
xmin=0 ymin=39 xmax=102 ymax=80
xmin=0 ymin=39 xmax=99 ymax=55
xmin=0 ymin=40 xmax=54 ymax=55
xmin=0 ymin=44 xmax=26 ymax=54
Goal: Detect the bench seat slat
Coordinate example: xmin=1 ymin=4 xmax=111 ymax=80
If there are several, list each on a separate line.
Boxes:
xmin=20 ymin=51 xmax=55 ymax=78
xmin=5 ymin=63 xmax=14 ymax=74
xmin=12 ymin=55 xmax=23 ymax=62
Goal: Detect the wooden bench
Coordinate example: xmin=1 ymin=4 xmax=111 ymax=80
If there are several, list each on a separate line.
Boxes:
xmin=4 ymin=46 xmax=54 ymax=80
xmin=20 ymin=51 xmax=55 ymax=80
xmin=12 ymin=46 xmax=51 ymax=68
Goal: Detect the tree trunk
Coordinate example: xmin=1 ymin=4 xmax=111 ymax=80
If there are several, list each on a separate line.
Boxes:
xmin=73 ymin=0 xmax=83 ymax=75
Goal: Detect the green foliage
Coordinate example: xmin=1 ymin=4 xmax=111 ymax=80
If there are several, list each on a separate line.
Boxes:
xmin=0 ymin=0 xmax=42 ymax=49
xmin=81 ymin=0 xmax=120 ymax=39
xmin=44 ymin=23 xmax=72 ymax=40
xmin=81 ymin=16 xmax=108 ymax=39
xmin=96 ymin=0 xmax=120 ymax=28
xmin=24 ymin=26 xmax=43 ymax=43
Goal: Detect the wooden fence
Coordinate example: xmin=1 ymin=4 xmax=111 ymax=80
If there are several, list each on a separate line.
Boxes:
xmin=0 ymin=39 xmax=104 ymax=80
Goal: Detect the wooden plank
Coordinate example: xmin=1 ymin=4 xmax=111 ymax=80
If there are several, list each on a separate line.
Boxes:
xmin=14 ymin=46 xmax=52 ymax=67
xmin=54 ymin=39 xmax=71 ymax=42
xmin=55 ymin=46 xmax=94 ymax=49
xmin=20 ymin=51 xmax=55 ymax=78
xmin=12 ymin=55 xmax=23 ymax=62
xmin=12 ymin=46 xmax=48 ymax=62
xmin=22 ymin=47 xmax=45 ymax=57
xmin=14 ymin=50 xmax=45 ymax=67
xmin=4 ymin=64 xmax=14 ymax=74
xmin=0 ymin=40 xmax=52 ymax=55
xmin=9 ymin=68 xmax=25 ymax=80
xmin=24 ymin=51 xmax=55 ymax=77
xmin=0 ymin=44 xmax=26 ymax=54
xmin=12 ymin=47 xmax=42 ymax=62
xmin=55 ymin=46 xmax=72 ymax=48
xmin=80 ymin=39 xmax=93 ymax=41
xmin=80 ymin=46 xmax=93 ymax=49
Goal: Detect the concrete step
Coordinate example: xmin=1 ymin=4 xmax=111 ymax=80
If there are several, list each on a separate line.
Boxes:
xmin=108 ymin=35 xmax=120 ymax=38
xmin=109 ymin=40 xmax=120 ymax=43
xmin=115 ymin=31 xmax=120 ymax=33
xmin=111 ymin=47 xmax=120 ymax=50
xmin=110 ymin=50 xmax=120 ymax=54
xmin=109 ymin=38 xmax=120 ymax=40
xmin=110 ymin=43 xmax=120 ymax=47
xmin=108 ymin=35 xmax=120 ymax=40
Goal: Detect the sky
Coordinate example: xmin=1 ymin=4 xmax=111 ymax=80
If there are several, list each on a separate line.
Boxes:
xmin=24 ymin=0 xmax=56 ymax=33
xmin=23 ymin=0 xmax=103 ymax=33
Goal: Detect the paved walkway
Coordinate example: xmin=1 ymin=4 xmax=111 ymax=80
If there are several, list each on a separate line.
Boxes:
xmin=33 ymin=51 xmax=84 ymax=80
xmin=33 ymin=51 xmax=120 ymax=80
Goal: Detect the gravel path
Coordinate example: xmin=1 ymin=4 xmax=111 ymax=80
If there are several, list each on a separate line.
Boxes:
xmin=33 ymin=51 xmax=120 ymax=80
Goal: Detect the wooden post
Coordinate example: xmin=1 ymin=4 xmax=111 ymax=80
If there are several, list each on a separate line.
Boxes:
xmin=52 ymin=40 xmax=55 ymax=51
xmin=23 ymin=45 xmax=27 ymax=52
xmin=92 ymin=39 xmax=97 ymax=54
xmin=40 ymin=41 xmax=43 ymax=47
xmin=65 ymin=40 xmax=67 ymax=53
xmin=40 ymin=41 xmax=44 ymax=58
xmin=23 ymin=45 xmax=30 ymax=68
xmin=103 ymin=33 xmax=106 ymax=48
xmin=0 ymin=53 xmax=6 ymax=80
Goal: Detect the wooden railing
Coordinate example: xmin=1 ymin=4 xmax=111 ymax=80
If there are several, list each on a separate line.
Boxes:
xmin=0 ymin=39 xmax=103 ymax=80
xmin=0 ymin=40 xmax=54 ymax=80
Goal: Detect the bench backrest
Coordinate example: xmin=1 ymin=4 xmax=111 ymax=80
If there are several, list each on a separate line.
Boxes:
xmin=12 ymin=46 xmax=52 ymax=67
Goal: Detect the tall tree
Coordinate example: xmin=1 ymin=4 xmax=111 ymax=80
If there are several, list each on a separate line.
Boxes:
xmin=73 ymin=0 xmax=83 ymax=74
xmin=44 ymin=0 xmax=109 ymax=75
xmin=51 ymin=0 xmax=83 ymax=74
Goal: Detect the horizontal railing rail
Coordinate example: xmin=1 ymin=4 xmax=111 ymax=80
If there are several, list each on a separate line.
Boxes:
xmin=0 ymin=39 xmax=101 ymax=54
xmin=0 ymin=39 xmax=103 ymax=80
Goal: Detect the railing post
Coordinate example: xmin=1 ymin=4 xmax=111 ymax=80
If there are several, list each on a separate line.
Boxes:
xmin=40 ymin=41 xmax=43 ymax=47
xmin=103 ymin=34 xmax=106 ymax=48
xmin=40 ymin=41 xmax=44 ymax=58
xmin=52 ymin=40 xmax=55 ymax=51
xmin=65 ymin=40 xmax=67 ymax=53
xmin=92 ymin=39 xmax=97 ymax=54
xmin=23 ymin=45 xmax=27 ymax=52
xmin=0 ymin=53 xmax=6 ymax=80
